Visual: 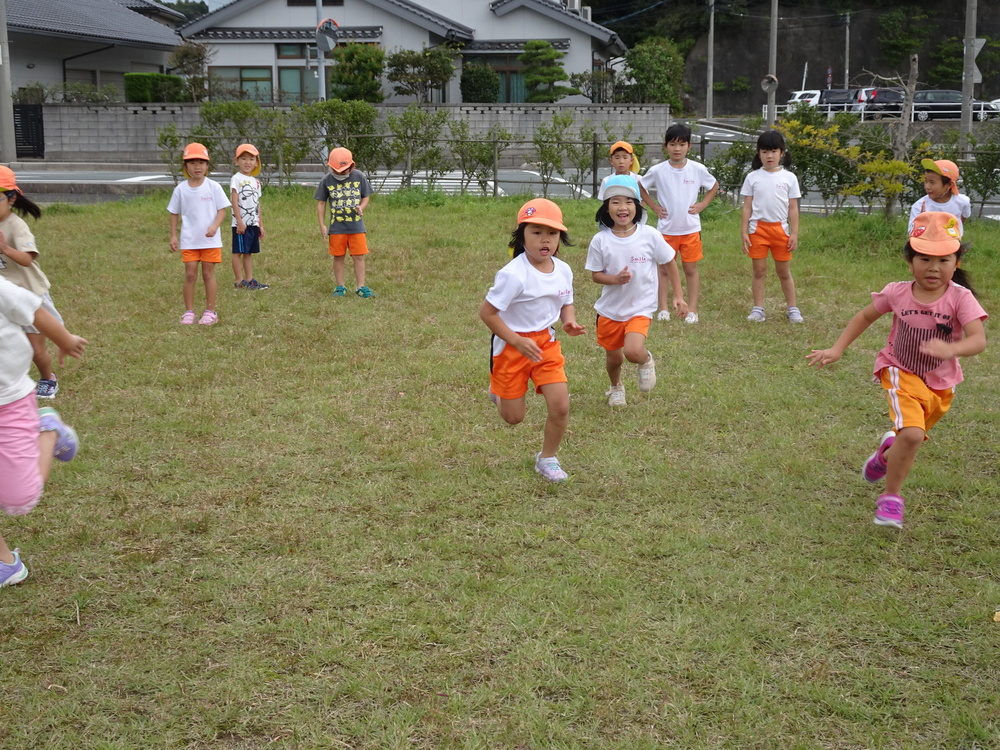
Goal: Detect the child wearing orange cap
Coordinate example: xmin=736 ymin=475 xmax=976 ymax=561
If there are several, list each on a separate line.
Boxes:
xmin=314 ymin=147 xmax=375 ymax=298
xmin=0 ymin=166 xmax=68 ymax=399
xmin=479 ymin=199 xmax=586 ymax=483
xmin=807 ymin=212 xmax=987 ymax=529
xmin=230 ymin=143 xmax=268 ymax=291
xmin=168 ymin=142 xmax=230 ymax=325
xmin=906 ymin=159 xmax=971 ymax=236
xmin=596 ymin=141 xmax=652 ymax=206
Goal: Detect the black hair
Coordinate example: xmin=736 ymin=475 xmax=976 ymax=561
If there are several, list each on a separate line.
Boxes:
xmin=925 ymin=169 xmax=954 ymax=191
xmin=664 ymin=123 xmax=692 ymax=145
xmin=595 ymin=196 xmax=644 ymax=228
xmin=509 ymin=223 xmax=573 ymax=258
xmin=904 ymin=241 xmax=976 ymax=297
xmin=4 ymin=191 xmax=42 ymax=220
xmin=751 ymin=129 xmax=792 ymax=170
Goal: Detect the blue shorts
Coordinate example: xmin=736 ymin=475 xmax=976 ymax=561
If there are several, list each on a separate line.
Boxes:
xmin=232 ymin=225 xmax=261 ymax=254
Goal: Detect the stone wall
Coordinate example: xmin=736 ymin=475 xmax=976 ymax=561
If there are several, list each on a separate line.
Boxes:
xmin=38 ymin=103 xmax=675 ymax=164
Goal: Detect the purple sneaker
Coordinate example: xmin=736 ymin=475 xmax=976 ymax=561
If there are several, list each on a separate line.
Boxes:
xmin=874 ymin=494 xmax=905 ymax=529
xmin=535 ymin=452 xmax=568 ymax=483
xmin=862 ymin=431 xmax=895 ymax=483
xmin=38 ymin=407 xmax=79 ymax=462
xmin=0 ymin=550 xmax=28 ymax=587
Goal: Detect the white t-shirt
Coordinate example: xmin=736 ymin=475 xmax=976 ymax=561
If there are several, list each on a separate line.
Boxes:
xmin=740 ymin=167 xmax=802 ymax=235
xmin=585 ymin=224 xmax=676 ymax=321
xmin=485 ymin=253 xmax=574 ymax=355
xmin=597 ymin=173 xmax=641 ymax=201
xmin=230 ymin=173 xmax=262 ymax=228
xmin=0 ymin=275 xmax=41 ymax=406
xmin=907 ymin=193 xmax=971 ymax=235
xmin=167 ymin=179 xmax=230 ymax=249
xmin=641 ymin=159 xmax=718 ymax=235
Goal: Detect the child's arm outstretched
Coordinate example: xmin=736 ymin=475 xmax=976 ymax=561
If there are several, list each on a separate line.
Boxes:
xmin=806 ymin=303 xmax=883 ymax=368
xmin=559 ymin=304 xmax=586 ymax=336
xmin=657 ymin=259 xmax=689 ymax=317
xmin=921 ymin=319 xmax=986 ymax=360
xmin=33 ymin=307 xmax=87 ymax=364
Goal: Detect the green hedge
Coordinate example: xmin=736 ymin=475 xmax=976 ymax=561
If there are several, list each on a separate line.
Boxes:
xmin=124 ymin=73 xmax=187 ymax=103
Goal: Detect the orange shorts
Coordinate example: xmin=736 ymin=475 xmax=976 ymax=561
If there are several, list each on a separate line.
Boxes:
xmin=181 ymin=247 xmax=222 ymax=264
xmin=748 ymin=221 xmax=792 ymax=261
xmin=490 ymin=329 xmax=566 ymax=400
xmin=663 ymin=232 xmax=703 ymax=263
xmin=880 ymin=367 xmax=953 ymax=436
xmin=596 ymin=315 xmax=650 ymax=351
xmin=328 ymin=233 xmax=369 ymax=257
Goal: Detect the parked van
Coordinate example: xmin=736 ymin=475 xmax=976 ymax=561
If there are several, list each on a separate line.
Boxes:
xmin=818 ymin=88 xmax=853 ymax=113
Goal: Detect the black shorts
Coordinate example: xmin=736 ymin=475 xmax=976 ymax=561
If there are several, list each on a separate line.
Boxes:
xmin=232 ymin=225 xmax=262 ymax=254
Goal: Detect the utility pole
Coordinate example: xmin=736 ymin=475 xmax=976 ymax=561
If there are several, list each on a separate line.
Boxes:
xmin=0 ymin=0 xmax=18 ymax=163
xmin=706 ymin=0 xmax=715 ymax=120
xmin=315 ymin=0 xmax=326 ymax=100
xmin=959 ymin=0 xmax=977 ymax=151
xmin=843 ymin=12 xmax=850 ymax=89
xmin=766 ymin=0 xmax=778 ymax=124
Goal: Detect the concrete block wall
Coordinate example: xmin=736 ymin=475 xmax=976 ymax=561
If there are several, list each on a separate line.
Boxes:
xmin=39 ymin=103 xmax=674 ymax=165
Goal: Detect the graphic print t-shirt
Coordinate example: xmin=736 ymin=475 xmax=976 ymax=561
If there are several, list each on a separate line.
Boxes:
xmin=871 ymin=280 xmax=988 ymax=390
xmin=314 ymin=170 xmax=372 ymax=234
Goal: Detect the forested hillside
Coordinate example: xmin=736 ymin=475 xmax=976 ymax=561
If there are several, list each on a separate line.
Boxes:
xmin=589 ymin=0 xmax=1000 ymax=114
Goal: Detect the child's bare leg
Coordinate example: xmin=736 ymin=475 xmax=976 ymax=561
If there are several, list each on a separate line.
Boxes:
xmin=497 ymin=395 xmax=527 ymax=426
xmin=0 ymin=532 xmax=12 ymax=564
xmin=751 ymin=257 xmax=768 ymax=308
xmin=539 ymin=382 xmax=569 ymax=458
xmin=656 ymin=266 xmax=669 ymax=312
xmin=683 ymin=260 xmax=700 ymax=313
xmin=774 ymin=259 xmax=797 ymax=308
xmin=231 ymin=254 xmax=244 ymax=283
xmin=243 ymin=255 xmax=254 ymax=280
xmin=183 ymin=261 xmax=199 ymax=310
xmin=28 ymin=332 xmax=54 ymax=381
xmin=623 ymin=331 xmax=649 ymax=365
xmin=605 ymin=348 xmax=625 ymax=386
xmin=353 ymin=255 xmax=366 ymax=288
xmin=333 ymin=255 xmax=346 ymax=287
xmin=202 ymin=262 xmax=218 ymax=311
xmin=884 ymin=427 xmax=923 ymax=497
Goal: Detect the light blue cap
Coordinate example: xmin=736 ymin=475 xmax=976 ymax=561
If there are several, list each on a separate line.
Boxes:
xmin=602 ymin=174 xmax=640 ymax=201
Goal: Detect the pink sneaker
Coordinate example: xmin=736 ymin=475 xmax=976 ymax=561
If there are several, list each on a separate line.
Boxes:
xmin=874 ymin=494 xmax=904 ymax=529
xmin=862 ymin=431 xmax=895 ymax=483
xmin=180 ymin=310 xmax=195 ymax=325
xmin=198 ymin=310 xmax=218 ymax=326
xmin=534 ymin=452 xmax=568 ymax=483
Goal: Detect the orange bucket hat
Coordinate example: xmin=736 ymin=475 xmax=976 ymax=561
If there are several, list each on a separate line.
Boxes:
xmin=921 ymin=158 xmax=960 ymax=194
xmin=0 ymin=166 xmax=22 ymax=195
xmin=235 ymin=143 xmax=261 ymax=177
xmin=909 ymin=211 xmax=962 ymax=256
xmin=181 ymin=142 xmax=211 ymax=178
xmin=516 ymin=198 xmax=567 ymax=232
xmin=327 ymin=147 xmax=355 ymax=173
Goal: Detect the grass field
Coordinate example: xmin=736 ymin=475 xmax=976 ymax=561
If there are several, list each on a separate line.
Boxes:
xmin=1 ymin=188 xmax=998 ymax=749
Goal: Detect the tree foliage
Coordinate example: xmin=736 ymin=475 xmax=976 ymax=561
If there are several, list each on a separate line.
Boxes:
xmin=621 ymin=38 xmax=684 ymax=108
xmin=167 ymin=40 xmax=215 ymax=102
xmin=460 ymin=63 xmax=501 ymax=103
xmin=385 ymin=46 xmax=458 ymax=103
xmin=877 ymin=8 xmax=930 ymax=67
xmin=328 ymin=43 xmax=386 ymax=103
xmin=161 ymin=1 xmax=208 ymax=22
xmin=518 ymin=41 xmax=580 ymax=103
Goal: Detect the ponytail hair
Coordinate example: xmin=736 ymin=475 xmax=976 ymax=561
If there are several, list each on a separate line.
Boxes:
xmin=751 ymin=129 xmax=792 ymax=170
xmin=4 ymin=191 xmax=41 ymax=220
xmin=904 ymin=241 xmax=977 ymax=297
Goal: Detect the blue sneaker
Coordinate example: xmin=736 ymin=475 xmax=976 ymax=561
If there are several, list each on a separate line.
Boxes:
xmin=36 ymin=378 xmax=59 ymax=399
xmin=355 ymin=285 xmax=375 ymax=298
xmin=333 ymin=285 xmax=347 ymax=297
xmin=38 ymin=407 xmax=79 ymax=462
xmin=247 ymin=279 xmax=269 ymax=290
xmin=0 ymin=550 xmax=28 ymax=587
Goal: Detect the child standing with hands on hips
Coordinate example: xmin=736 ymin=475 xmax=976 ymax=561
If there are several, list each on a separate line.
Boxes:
xmin=740 ymin=129 xmax=804 ymax=324
xmin=641 ymin=124 xmax=719 ymax=324
xmin=907 ymin=159 xmax=971 ymax=235
xmin=230 ymin=143 xmax=268 ymax=290
xmin=479 ymin=199 xmax=586 ymax=483
xmin=0 ymin=166 xmax=67 ymax=399
xmin=0 ymin=275 xmax=86 ymax=587
xmin=586 ymin=176 xmax=687 ymax=406
xmin=315 ymin=147 xmax=375 ymax=298
xmin=168 ymin=142 xmax=230 ymax=325
xmin=807 ymin=212 xmax=987 ymax=529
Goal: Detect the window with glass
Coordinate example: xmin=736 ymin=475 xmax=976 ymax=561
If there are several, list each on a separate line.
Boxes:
xmin=464 ymin=55 xmax=525 ymax=103
xmin=277 ymin=67 xmax=320 ymax=103
xmin=209 ymin=66 xmax=274 ymax=102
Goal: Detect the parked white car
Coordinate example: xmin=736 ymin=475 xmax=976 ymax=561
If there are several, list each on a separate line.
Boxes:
xmin=787 ymin=90 xmax=821 ymax=106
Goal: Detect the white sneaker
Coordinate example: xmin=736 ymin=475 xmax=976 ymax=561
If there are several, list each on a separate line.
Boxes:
xmin=684 ymin=312 xmax=699 ymax=324
xmin=606 ymin=384 xmax=626 ymax=406
xmin=656 ymin=309 xmax=670 ymax=321
xmin=747 ymin=307 xmax=766 ymax=322
xmin=534 ymin=452 xmax=568 ymax=483
xmin=786 ymin=306 xmax=804 ymax=323
xmin=637 ymin=353 xmax=656 ymax=392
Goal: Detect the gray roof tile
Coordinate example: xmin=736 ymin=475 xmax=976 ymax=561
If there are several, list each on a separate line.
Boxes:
xmin=9 ymin=0 xmax=181 ymax=48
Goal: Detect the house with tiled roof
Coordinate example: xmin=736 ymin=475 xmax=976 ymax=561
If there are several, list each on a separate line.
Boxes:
xmin=180 ymin=0 xmax=624 ymax=103
xmin=7 ymin=0 xmax=181 ymax=95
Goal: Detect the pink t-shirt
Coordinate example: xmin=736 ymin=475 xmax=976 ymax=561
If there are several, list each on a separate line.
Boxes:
xmin=871 ymin=280 xmax=988 ymax=390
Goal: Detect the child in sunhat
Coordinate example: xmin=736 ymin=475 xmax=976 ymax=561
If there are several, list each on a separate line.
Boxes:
xmin=596 ymin=140 xmax=652 ymax=205
xmin=807 ymin=212 xmax=987 ymax=529
xmin=314 ymin=147 xmax=375 ymax=298
xmin=479 ymin=199 xmax=586 ymax=483
xmin=907 ymin=158 xmax=971 ymax=235
xmin=168 ymin=142 xmax=230 ymax=325
xmin=230 ymin=143 xmax=268 ymax=290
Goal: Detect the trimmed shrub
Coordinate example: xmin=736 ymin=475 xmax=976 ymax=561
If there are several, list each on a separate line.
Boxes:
xmin=124 ymin=73 xmax=186 ymax=103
